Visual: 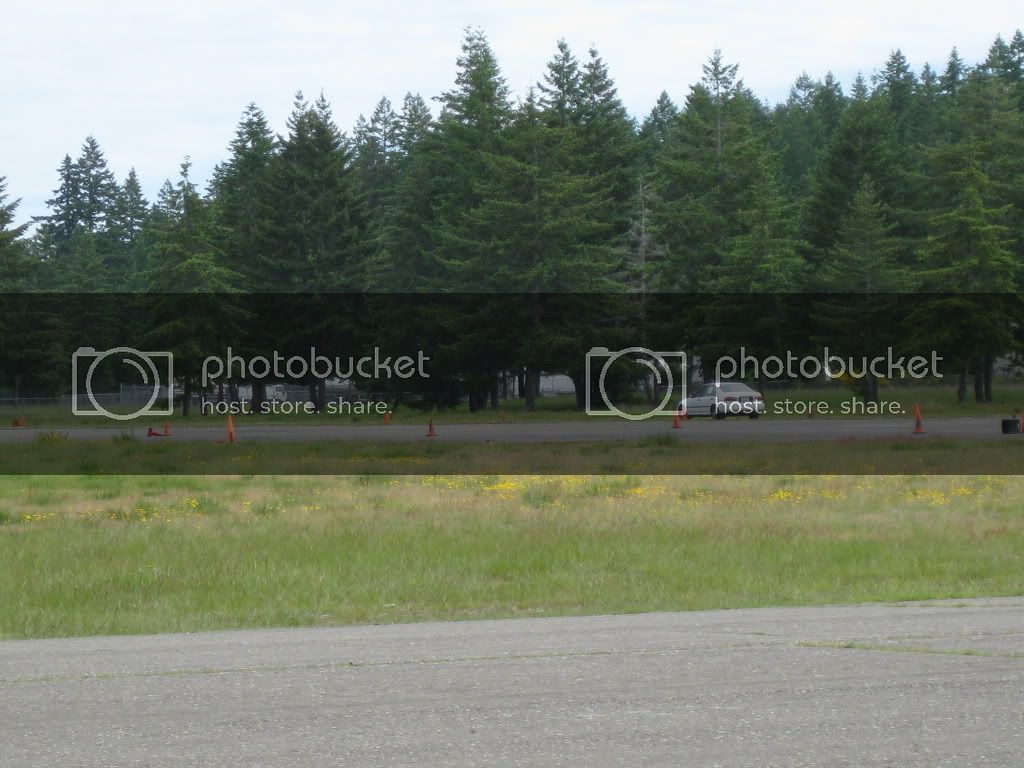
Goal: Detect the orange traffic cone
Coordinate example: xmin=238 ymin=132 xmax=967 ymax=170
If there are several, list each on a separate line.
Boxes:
xmin=672 ymin=410 xmax=682 ymax=429
xmin=383 ymin=411 xmax=392 ymax=425
xmin=500 ymin=411 xmax=508 ymax=424
xmin=426 ymin=419 xmax=437 ymax=438
xmin=226 ymin=414 xmax=237 ymax=443
xmin=163 ymin=420 xmax=172 ymax=436
xmin=12 ymin=417 xmax=25 ymax=428
xmin=912 ymin=403 xmax=925 ymax=435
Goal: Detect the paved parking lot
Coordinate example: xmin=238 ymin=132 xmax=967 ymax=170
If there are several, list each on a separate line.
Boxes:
xmin=3 ymin=598 xmax=1022 ymax=767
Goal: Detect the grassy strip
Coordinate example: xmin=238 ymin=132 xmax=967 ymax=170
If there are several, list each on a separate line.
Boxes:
xmin=1 ymin=474 xmax=1022 ymax=639
xmin=2 ymin=435 xmax=1024 ymax=474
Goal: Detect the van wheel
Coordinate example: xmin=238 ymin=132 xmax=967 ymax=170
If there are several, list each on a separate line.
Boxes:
xmin=713 ymin=407 xmax=727 ymax=420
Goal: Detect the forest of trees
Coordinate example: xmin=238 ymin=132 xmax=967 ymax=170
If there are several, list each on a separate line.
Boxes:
xmin=2 ymin=27 xmax=1023 ymax=294
xmin=1 ymin=28 xmax=1023 ymax=408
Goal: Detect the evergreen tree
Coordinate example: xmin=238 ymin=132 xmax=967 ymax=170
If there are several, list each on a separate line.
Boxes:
xmin=820 ymin=179 xmax=912 ymax=292
xmin=35 ymin=154 xmax=81 ymax=255
xmin=146 ymin=162 xmax=243 ymax=414
xmin=654 ymin=50 xmax=781 ymax=289
xmin=921 ymin=146 xmax=1016 ymax=291
xmin=448 ymin=90 xmax=620 ymax=290
xmin=639 ymin=91 xmax=677 ymax=161
xmin=147 ymin=161 xmax=238 ymax=292
xmin=537 ymin=39 xmax=582 ymax=127
xmin=396 ymin=93 xmax=432 ymax=156
xmin=802 ymin=74 xmax=890 ymax=261
xmin=914 ymin=143 xmax=1018 ymax=403
xmin=710 ymin=173 xmax=804 ymax=292
xmin=0 ymin=177 xmax=32 ymax=289
xmin=112 ymin=169 xmax=148 ymax=244
xmin=940 ymin=48 xmax=967 ymax=95
xmin=578 ymin=46 xmax=638 ymax=236
xmin=875 ymin=50 xmax=917 ymax=125
xmin=271 ymin=93 xmax=370 ymax=290
xmin=75 ymin=136 xmax=119 ymax=233
xmin=772 ymin=73 xmax=846 ymax=197
xmin=210 ymin=103 xmax=278 ymax=288
xmin=106 ymin=168 xmax=149 ymax=288
xmin=353 ymin=96 xmax=400 ymax=215
xmin=382 ymin=28 xmax=513 ymax=289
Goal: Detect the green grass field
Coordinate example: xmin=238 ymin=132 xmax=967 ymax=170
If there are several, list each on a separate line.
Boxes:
xmin=4 ymin=383 xmax=1024 ymax=428
xmin=3 ymin=434 xmax=1024 ymax=474
xmin=2 ymin=474 xmax=1023 ymax=640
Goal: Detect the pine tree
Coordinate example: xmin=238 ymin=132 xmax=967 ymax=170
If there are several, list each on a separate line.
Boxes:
xmin=0 ymin=177 xmax=32 ymax=289
xmin=35 ymin=155 xmax=81 ymax=254
xmin=382 ymin=29 xmax=513 ymax=289
xmin=875 ymin=50 xmax=917 ymax=123
xmin=940 ymin=48 xmax=967 ymax=95
xmin=396 ymin=93 xmax=432 ymax=156
xmin=112 ymin=169 xmax=148 ymax=243
xmin=353 ymin=96 xmax=400 ymax=216
xmin=802 ymin=74 xmax=890 ymax=261
xmin=639 ymin=91 xmax=678 ymax=162
xmin=76 ymin=136 xmax=119 ymax=233
xmin=812 ymin=73 xmax=846 ymax=137
xmin=632 ymin=91 xmax=678 ymax=288
xmin=147 ymin=161 xmax=238 ymax=292
xmin=654 ymin=50 xmax=781 ymax=289
xmin=146 ymin=162 xmax=243 ymax=414
xmin=210 ymin=103 xmax=278 ymax=288
xmin=578 ymin=46 xmax=638 ymax=237
xmin=921 ymin=147 xmax=1016 ymax=292
xmin=537 ymin=39 xmax=582 ymax=128
xmin=710 ymin=173 xmax=804 ymax=292
xmin=271 ymin=93 xmax=370 ymax=290
xmin=449 ymin=89 xmax=620 ymax=290
xmin=439 ymin=27 xmax=512 ymax=135
xmin=914 ymin=142 xmax=1018 ymax=403
xmin=820 ymin=179 xmax=912 ymax=291
xmin=107 ymin=168 xmax=149 ymax=288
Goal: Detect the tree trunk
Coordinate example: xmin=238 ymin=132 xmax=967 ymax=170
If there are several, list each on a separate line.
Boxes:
xmin=958 ymin=368 xmax=968 ymax=403
xmin=643 ymin=372 xmax=656 ymax=403
xmin=182 ymin=377 xmax=192 ymax=417
xmin=571 ymin=373 xmax=587 ymax=411
xmin=318 ymin=378 xmax=327 ymax=412
xmin=984 ymin=356 xmax=994 ymax=403
xmin=525 ymin=368 xmax=540 ymax=411
xmin=861 ymin=374 xmax=879 ymax=404
xmin=253 ymin=380 xmax=266 ymax=413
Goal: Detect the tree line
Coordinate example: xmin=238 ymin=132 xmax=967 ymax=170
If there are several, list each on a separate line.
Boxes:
xmin=1 ymin=28 xmax=1023 ymax=406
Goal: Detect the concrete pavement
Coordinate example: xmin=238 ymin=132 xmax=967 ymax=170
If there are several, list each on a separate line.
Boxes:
xmin=0 ymin=415 xmax=1017 ymax=444
xmin=2 ymin=598 xmax=1023 ymax=767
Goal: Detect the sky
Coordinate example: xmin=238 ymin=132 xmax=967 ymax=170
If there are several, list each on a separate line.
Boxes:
xmin=2 ymin=0 xmax=1021 ymax=225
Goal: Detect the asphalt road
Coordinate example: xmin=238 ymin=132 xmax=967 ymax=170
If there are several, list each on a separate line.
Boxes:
xmin=2 ymin=598 xmax=1022 ymax=767
xmin=0 ymin=415 xmax=1018 ymax=444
